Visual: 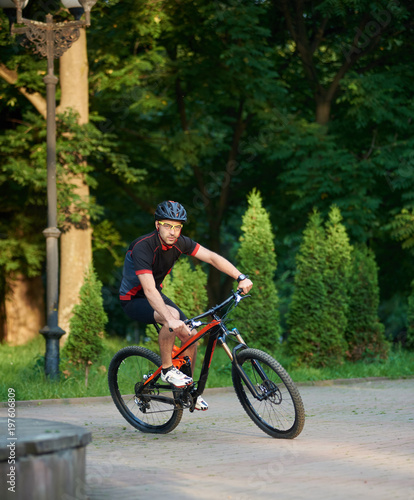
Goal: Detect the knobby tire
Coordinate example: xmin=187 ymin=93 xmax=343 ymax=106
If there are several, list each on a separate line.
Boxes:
xmin=232 ymin=348 xmax=305 ymax=439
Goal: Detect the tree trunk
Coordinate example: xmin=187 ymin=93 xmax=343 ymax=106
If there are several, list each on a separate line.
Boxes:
xmin=57 ymin=28 xmax=93 ymax=343
xmin=57 ymin=29 xmax=89 ymax=124
xmin=315 ymin=97 xmax=331 ymax=126
xmin=85 ymin=364 xmax=89 ymax=388
xmin=1 ymin=275 xmax=45 ymax=346
xmin=278 ymin=1 xmax=382 ymax=126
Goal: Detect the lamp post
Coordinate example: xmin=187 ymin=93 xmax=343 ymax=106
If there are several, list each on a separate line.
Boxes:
xmin=0 ymin=0 xmax=98 ymax=379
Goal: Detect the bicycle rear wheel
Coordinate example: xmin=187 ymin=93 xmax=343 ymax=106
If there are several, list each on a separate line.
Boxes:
xmin=108 ymin=346 xmax=183 ymax=434
xmin=232 ymin=348 xmax=305 ymax=439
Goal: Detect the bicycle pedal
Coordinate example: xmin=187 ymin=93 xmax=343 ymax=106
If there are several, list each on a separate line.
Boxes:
xmin=188 ymin=399 xmax=196 ymax=412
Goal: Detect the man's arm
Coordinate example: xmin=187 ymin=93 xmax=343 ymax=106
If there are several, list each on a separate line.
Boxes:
xmin=138 ymin=273 xmax=184 ymax=331
xmin=194 ymin=245 xmax=253 ymax=293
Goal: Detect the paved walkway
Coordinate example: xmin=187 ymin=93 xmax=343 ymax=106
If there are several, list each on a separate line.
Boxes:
xmin=1 ymin=379 xmax=413 ymax=500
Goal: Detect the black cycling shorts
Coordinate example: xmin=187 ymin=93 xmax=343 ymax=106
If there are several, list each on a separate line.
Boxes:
xmin=120 ymin=292 xmax=187 ymax=325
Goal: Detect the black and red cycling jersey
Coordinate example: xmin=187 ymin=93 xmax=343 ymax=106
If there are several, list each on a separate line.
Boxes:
xmin=119 ymin=230 xmax=200 ymax=301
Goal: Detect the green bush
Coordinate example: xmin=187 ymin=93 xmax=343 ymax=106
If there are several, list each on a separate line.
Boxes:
xmin=287 ymin=206 xmax=351 ymax=367
xmin=234 ymin=189 xmax=281 ymax=351
xmin=62 ymin=265 xmax=107 ymax=386
xmin=346 ymin=245 xmax=390 ymax=360
xmin=145 ymin=258 xmax=208 ymax=351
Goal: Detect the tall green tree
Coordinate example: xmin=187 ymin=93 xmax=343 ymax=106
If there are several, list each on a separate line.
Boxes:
xmin=323 ymin=205 xmax=353 ymax=349
xmin=346 ymin=245 xmax=389 ymax=360
xmin=287 ymin=210 xmax=331 ymax=366
xmin=234 ymin=189 xmax=281 ymax=351
xmin=287 ymin=206 xmax=351 ymax=367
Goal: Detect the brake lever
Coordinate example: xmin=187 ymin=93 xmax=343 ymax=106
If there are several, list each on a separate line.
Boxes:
xmin=239 ymin=293 xmax=251 ymax=301
xmin=235 ymin=291 xmax=251 ymax=304
xmin=185 ymin=319 xmax=203 ymax=329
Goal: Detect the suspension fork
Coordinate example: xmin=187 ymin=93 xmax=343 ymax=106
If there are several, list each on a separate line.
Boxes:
xmin=218 ymin=331 xmax=267 ymax=401
xmin=230 ymin=328 xmax=270 ymax=381
xmin=218 ymin=327 xmax=246 ymax=361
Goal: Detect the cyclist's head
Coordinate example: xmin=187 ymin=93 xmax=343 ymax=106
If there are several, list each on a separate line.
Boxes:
xmin=154 ymin=201 xmax=187 ymax=223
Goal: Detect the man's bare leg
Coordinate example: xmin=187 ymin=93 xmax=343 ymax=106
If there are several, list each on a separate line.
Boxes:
xmin=180 ymin=334 xmax=198 ymax=375
xmin=156 ymin=307 xmax=206 ymax=409
xmin=158 ymin=323 xmax=176 ymax=369
xmin=155 ymin=306 xmax=197 ymax=371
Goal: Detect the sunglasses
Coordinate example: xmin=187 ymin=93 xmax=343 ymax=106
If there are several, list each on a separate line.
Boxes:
xmin=158 ymin=221 xmax=183 ymax=232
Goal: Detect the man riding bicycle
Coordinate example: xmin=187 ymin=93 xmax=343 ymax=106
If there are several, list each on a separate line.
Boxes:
xmin=119 ymin=200 xmax=253 ymax=411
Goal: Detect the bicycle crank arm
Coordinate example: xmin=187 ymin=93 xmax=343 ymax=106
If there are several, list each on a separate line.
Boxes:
xmin=139 ymin=394 xmax=176 ymax=406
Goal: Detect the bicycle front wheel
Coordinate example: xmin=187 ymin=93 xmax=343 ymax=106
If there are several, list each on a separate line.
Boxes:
xmin=108 ymin=346 xmax=183 ymax=434
xmin=232 ymin=348 xmax=305 ymax=439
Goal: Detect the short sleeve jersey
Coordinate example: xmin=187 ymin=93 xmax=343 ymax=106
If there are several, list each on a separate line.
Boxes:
xmin=119 ymin=230 xmax=200 ymax=301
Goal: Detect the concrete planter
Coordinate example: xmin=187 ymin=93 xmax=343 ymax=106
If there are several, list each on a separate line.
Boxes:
xmin=0 ymin=418 xmax=92 ymax=500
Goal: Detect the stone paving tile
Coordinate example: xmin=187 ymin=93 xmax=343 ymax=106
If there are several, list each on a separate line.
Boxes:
xmin=1 ymin=379 xmax=413 ymax=500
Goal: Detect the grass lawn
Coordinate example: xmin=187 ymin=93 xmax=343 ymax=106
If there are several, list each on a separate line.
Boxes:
xmin=1 ymin=335 xmax=413 ymax=401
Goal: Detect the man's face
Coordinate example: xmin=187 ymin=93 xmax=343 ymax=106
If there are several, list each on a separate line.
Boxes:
xmin=156 ymin=219 xmax=183 ymax=245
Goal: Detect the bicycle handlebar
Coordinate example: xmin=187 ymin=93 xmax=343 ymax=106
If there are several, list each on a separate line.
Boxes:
xmin=185 ymin=289 xmax=247 ymax=325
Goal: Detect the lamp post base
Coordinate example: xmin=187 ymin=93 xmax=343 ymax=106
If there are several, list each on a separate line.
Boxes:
xmin=40 ymin=325 xmax=66 ymax=379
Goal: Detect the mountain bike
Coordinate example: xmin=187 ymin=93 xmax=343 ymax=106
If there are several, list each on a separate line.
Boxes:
xmin=108 ymin=290 xmax=305 ymax=439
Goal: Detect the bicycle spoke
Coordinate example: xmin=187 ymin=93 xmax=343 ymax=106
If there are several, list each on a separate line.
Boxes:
xmin=247 ymin=364 xmax=296 ymax=431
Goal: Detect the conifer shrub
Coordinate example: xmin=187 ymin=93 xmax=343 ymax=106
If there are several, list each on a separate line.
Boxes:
xmin=287 ymin=206 xmax=351 ymax=367
xmin=62 ymin=265 xmax=107 ymax=386
xmin=345 ymin=245 xmax=390 ymax=360
xmin=322 ymin=205 xmax=352 ymax=357
xmin=233 ymin=189 xmax=281 ymax=351
xmin=405 ymin=281 xmax=414 ymax=351
xmin=286 ymin=209 xmax=331 ymax=366
xmin=145 ymin=258 xmax=208 ymax=351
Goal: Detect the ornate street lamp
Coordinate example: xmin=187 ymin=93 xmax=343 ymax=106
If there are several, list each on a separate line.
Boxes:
xmin=0 ymin=0 xmax=98 ymax=378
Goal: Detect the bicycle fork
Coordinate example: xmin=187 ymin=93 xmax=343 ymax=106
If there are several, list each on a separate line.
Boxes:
xmin=218 ymin=328 xmax=273 ymax=402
